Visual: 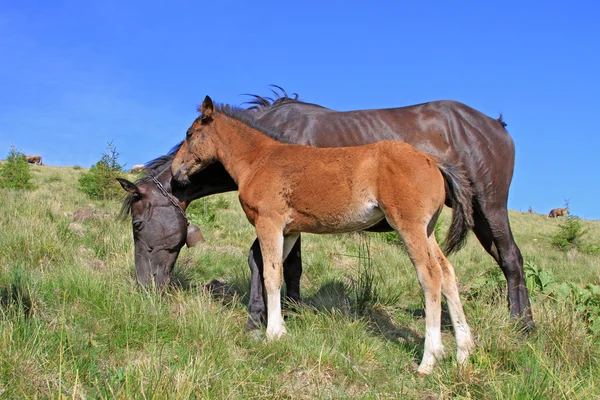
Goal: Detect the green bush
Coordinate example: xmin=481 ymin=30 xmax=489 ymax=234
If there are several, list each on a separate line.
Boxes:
xmin=551 ymin=214 xmax=589 ymax=251
xmin=0 ymin=147 xmax=35 ymax=190
xmin=78 ymin=141 xmax=124 ymax=200
xmin=187 ymin=195 xmax=230 ymax=224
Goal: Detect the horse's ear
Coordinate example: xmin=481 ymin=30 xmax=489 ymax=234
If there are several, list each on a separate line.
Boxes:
xmin=116 ymin=178 xmax=140 ymax=196
xmin=200 ymin=95 xmax=214 ymax=121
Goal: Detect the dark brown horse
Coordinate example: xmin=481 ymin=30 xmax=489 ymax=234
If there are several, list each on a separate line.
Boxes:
xmin=120 ymin=88 xmax=533 ymax=331
xmin=172 ymin=96 xmax=475 ymax=375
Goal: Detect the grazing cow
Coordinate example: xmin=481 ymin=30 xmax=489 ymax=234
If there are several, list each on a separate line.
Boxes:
xmin=548 ymin=208 xmax=568 ymax=218
xmin=130 ymin=164 xmax=145 ymax=173
xmin=24 ymin=155 xmax=42 ymax=164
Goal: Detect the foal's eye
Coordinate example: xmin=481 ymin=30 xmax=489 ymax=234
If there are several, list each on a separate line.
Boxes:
xmin=133 ymin=221 xmax=144 ymax=231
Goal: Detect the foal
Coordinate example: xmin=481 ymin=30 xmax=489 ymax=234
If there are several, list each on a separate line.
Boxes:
xmin=172 ymin=96 xmax=475 ymax=375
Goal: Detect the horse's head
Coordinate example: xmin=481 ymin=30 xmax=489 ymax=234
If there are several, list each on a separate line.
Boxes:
xmin=118 ymin=176 xmax=203 ymax=288
xmin=172 ymin=96 xmax=219 ymax=184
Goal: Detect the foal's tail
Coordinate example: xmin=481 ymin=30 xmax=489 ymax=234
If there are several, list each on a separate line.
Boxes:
xmin=437 ymin=162 xmax=474 ymax=254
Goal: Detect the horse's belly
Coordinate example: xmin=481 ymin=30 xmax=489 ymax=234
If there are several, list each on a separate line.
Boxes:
xmin=287 ymin=202 xmax=385 ymax=234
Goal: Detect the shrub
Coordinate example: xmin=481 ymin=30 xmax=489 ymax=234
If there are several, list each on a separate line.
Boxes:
xmin=78 ymin=141 xmax=125 ymax=200
xmin=187 ymin=195 xmax=230 ymax=224
xmin=551 ymin=214 xmax=589 ymax=251
xmin=0 ymin=147 xmax=35 ymax=190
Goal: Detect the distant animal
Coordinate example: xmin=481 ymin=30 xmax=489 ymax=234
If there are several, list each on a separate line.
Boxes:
xmin=24 ymin=155 xmax=42 ymax=164
xmin=171 ymin=96 xmax=475 ymax=375
xmin=130 ymin=164 xmax=145 ymax=173
xmin=548 ymin=208 xmax=568 ymax=218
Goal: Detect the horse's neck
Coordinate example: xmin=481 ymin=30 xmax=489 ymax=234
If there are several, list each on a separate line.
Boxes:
xmin=213 ymin=115 xmax=279 ymax=185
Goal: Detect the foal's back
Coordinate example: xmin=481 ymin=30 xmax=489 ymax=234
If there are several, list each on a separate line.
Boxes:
xmin=239 ymin=140 xmax=446 ymax=234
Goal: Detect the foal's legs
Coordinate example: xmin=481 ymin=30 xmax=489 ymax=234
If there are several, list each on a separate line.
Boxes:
xmin=246 ymin=237 xmax=302 ymax=331
xmin=391 ymin=220 xmax=445 ymax=375
xmin=256 ymin=219 xmax=299 ymax=340
xmin=431 ymin=237 xmax=474 ymax=364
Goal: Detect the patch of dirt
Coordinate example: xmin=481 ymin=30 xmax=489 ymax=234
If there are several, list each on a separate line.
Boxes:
xmin=88 ymin=259 xmax=105 ymax=270
xmin=71 ymin=207 xmax=110 ymax=222
xmin=68 ymin=222 xmax=85 ymax=237
xmin=282 ymin=366 xmax=369 ymax=399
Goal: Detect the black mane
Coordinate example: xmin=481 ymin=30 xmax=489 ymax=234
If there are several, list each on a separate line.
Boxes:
xmin=242 ymin=85 xmax=300 ymax=113
xmin=119 ymin=142 xmax=182 ymax=218
xmin=496 ymin=113 xmax=508 ymax=130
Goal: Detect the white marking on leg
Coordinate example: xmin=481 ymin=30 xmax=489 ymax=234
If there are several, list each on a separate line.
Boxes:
xmin=434 ymin=241 xmax=474 ymax=366
xmin=266 ymin=289 xmax=286 ymax=340
xmin=418 ymin=322 xmax=445 ymax=375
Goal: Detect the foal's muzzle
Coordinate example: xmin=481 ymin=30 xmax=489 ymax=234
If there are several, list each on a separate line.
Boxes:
xmin=173 ymin=169 xmax=190 ymax=186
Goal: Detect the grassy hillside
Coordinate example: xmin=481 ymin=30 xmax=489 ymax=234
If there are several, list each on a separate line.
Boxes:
xmin=1 ymin=165 xmax=599 ymax=399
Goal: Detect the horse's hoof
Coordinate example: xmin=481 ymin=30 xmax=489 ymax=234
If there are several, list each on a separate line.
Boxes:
xmin=247 ymin=329 xmax=266 ymax=342
xmin=520 ymin=320 xmax=536 ymax=336
xmin=266 ymin=325 xmax=287 ymax=341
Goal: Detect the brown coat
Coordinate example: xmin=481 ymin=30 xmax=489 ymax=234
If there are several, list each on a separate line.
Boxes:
xmin=548 ymin=208 xmax=568 ymax=218
xmin=24 ymin=155 xmax=42 ymax=164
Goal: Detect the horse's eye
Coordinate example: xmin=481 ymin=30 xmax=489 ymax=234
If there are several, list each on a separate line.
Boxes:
xmin=133 ymin=221 xmax=144 ymax=231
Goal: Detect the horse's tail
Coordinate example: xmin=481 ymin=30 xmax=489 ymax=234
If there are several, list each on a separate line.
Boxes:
xmin=437 ymin=161 xmax=474 ymax=254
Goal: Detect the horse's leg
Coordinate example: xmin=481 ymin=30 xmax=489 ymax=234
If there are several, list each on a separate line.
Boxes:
xmin=431 ymin=237 xmax=474 ymax=365
xmin=283 ymin=236 xmax=302 ymax=305
xmin=473 ymin=201 xmax=534 ymax=330
xmin=390 ymin=218 xmax=445 ymax=375
xmin=256 ymin=218 xmax=298 ymax=340
xmin=246 ymin=238 xmax=266 ymax=331
xmin=246 ymin=236 xmax=303 ymax=331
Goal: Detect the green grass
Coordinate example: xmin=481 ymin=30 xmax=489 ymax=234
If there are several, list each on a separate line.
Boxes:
xmin=1 ymin=165 xmax=599 ymax=398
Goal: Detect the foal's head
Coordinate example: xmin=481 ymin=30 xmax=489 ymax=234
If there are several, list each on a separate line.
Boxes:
xmin=172 ymin=96 xmax=218 ymax=184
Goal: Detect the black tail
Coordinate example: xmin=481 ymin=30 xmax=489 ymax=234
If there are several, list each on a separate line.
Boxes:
xmin=437 ymin=162 xmax=474 ymax=254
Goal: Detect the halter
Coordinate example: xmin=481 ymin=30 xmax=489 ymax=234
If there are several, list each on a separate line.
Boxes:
xmin=151 ymin=176 xmax=189 ymax=226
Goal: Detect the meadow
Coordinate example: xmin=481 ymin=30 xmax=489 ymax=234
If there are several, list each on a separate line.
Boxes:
xmin=1 ymin=164 xmax=599 ymax=399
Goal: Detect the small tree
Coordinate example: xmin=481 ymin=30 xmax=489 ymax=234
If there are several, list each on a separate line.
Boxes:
xmin=78 ymin=141 xmax=125 ymax=200
xmin=0 ymin=147 xmax=35 ymax=190
xmin=551 ymin=207 xmax=588 ymax=251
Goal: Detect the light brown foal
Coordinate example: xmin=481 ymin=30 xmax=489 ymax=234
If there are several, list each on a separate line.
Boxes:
xmin=172 ymin=96 xmax=475 ymax=375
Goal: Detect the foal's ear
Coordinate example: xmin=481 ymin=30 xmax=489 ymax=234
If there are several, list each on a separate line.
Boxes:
xmin=116 ymin=178 xmax=141 ymax=196
xmin=200 ymin=95 xmax=214 ymax=122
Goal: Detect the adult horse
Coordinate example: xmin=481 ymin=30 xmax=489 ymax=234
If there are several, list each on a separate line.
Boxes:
xmin=120 ymin=88 xmax=533 ymax=331
xmin=171 ymin=96 xmax=475 ymax=375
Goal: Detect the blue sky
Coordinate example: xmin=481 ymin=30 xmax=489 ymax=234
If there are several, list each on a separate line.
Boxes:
xmin=1 ymin=1 xmax=599 ymax=219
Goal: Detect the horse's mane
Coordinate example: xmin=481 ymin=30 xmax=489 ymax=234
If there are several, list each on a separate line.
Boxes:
xmin=496 ymin=113 xmax=508 ymax=130
xmin=242 ymin=85 xmax=300 ymax=113
xmin=119 ymin=141 xmax=182 ymax=218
